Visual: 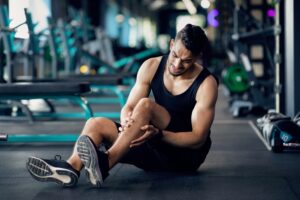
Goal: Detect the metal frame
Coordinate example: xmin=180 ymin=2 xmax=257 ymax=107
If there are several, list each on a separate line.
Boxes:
xmin=0 ymin=94 xmax=93 ymax=121
xmin=0 ymin=133 xmax=79 ymax=143
xmin=0 ymin=94 xmax=92 ymax=143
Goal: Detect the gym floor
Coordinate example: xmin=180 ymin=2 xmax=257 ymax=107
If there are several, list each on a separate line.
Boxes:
xmin=0 ymin=87 xmax=300 ymax=200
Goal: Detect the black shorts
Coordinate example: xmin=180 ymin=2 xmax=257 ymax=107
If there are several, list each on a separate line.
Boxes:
xmin=103 ymin=122 xmax=211 ymax=172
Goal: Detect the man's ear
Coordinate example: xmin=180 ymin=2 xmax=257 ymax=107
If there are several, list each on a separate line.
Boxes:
xmin=169 ymin=39 xmax=174 ymax=51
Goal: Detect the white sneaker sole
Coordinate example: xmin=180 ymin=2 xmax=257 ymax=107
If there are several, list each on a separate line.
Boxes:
xmin=26 ymin=156 xmax=78 ymax=187
xmin=77 ymin=135 xmax=103 ymax=187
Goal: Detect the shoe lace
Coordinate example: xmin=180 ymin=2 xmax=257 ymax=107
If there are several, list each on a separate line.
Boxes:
xmin=54 ymin=155 xmax=62 ymax=160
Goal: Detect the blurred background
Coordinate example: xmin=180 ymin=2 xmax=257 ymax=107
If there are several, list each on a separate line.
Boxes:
xmin=1 ymin=0 xmax=298 ymax=119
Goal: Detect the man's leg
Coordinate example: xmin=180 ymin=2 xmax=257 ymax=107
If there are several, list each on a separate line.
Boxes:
xmin=26 ymin=117 xmax=119 ymax=187
xmin=107 ymin=98 xmax=171 ymax=168
xmin=76 ymin=98 xmax=171 ymax=186
xmin=67 ymin=117 xmax=120 ymax=171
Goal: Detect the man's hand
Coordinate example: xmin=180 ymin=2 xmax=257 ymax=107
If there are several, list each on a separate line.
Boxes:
xmin=130 ymin=125 xmax=160 ymax=148
xmin=119 ymin=112 xmax=133 ymax=132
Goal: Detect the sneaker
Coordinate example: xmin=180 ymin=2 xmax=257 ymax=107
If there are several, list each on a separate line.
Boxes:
xmin=26 ymin=155 xmax=79 ymax=187
xmin=76 ymin=135 xmax=109 ymax=187
xmin=256 ymin=111 xmax=290 ymax=130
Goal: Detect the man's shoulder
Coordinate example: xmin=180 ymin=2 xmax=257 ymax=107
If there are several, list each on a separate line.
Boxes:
xmin=142 ymin=56 xmax=163 ymax=68
xmin=137 ymin=56 xmax=164 ymax=84
xmin=195 ymin=74 xmax=218 ymax=100
xmin=139 ymin=56 xmax=163 ymax=74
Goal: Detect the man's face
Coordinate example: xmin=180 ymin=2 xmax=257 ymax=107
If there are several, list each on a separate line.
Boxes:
xmin=168 ymin=39 xmax=197 ymax=77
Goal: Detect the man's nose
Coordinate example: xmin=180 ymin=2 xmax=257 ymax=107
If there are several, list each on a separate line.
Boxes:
xmin=173 ymin=58 xmax=182 ymax=67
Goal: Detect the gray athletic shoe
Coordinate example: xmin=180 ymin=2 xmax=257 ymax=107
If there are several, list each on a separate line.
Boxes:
xmin=76 ymin=135 xmax=109 ymax=187
xmin=26 ymin=155 xmax=79 ymax=187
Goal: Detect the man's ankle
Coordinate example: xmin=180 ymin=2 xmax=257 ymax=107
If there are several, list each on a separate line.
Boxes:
xmin=67 ymin=158 xmax=82 ymax=172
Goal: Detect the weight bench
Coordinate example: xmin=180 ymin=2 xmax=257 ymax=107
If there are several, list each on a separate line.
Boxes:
xmin=0 ymin=82 xmax=93 ymax=143
xmin=15 ymin=74 xmax=133 ymax=119
xmin=59 ymin=74 xmax=132 ymax=118
xmin=0 ymin=82 xmax=92 ymax=122
xmin=61 ymin=73 xmax=133 ymax=107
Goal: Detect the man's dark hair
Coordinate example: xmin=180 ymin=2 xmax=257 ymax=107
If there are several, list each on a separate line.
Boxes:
xmin=175 ymin=24 xmax=208 ymax=56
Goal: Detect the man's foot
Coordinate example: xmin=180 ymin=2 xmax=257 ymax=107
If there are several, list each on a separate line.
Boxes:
xmin=76 ymin=135 xmax=109 ymax=187
xmin=26 ymin=156 xmax=79 ymax=187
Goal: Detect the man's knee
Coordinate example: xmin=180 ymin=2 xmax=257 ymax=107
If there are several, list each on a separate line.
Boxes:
xmin=136 ymin=98 xmax=154 ymax=112
xmin=85 ymin=117 xmax=108 ymax=129
xmin=83 ymin=117 xmax=118 ymax=142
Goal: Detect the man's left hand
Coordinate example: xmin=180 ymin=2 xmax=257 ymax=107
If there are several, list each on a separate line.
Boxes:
xmin=130 ymin=125 xmax=160 ymax=148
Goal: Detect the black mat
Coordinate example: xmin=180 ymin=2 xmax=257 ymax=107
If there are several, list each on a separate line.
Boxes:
xmin=0 ymin=88 xmax=299 ymax=200
xmin=0 ymin=122 xmax=299 ymax=200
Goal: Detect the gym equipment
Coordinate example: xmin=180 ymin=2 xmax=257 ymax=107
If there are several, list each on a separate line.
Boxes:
xmin=1 ymin=8 xmax=156 ymax=121
xmin=55 ymin=18 xmax=116 ymax=75
xmin=0 ymin=82 xmax=92 ymax=122
xmin=44 ymin=17 xmax=158 ymax=119
xmin=0 ymin=133 xmax=79 ymax=143
xmin=0 ymin=6 xmax=50 ymax=82
xmin=30 ymin=85 xmax=126 ymax=120
xmin=229 ymin=54 xmax=272 ymax=117
xmin=265 ymin=119 xmax=300 ymax=153
xmin=23 ymin=8 xmax=48 ymax=79
xmin=0 ymin=5 xmax=27 ymax=83
xmin=222 ymin=64 xmax=250 ymax=93
xmin=256 ymin=110 xmax=290 ymax=130
xmin=53 ymin=16 xmax=159 ymax=76
xmin=294 ymin=112 xmax=300 ymax=126
xmin=6 ymin=77 xmax=126 ymax=120
xmin=1 ymin=10 xmax=99 ymax=122
xmin=226 ymin=1 xmax=279 ymax=117
xmin=257 ymin=111 xmax=300 ymax=153
xmin=7 ymin=12 xmax=127 ymax=119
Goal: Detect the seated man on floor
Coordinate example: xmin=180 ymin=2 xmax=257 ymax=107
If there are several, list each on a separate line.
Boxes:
xmin=26 ymin=24 xmax=219 ymax=187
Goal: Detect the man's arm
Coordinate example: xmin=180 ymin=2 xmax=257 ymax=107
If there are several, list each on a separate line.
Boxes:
xmin=120 ymin=58 xmax=159 ymax=125
xmin=161 ymin=75 xmax=218 ymax=149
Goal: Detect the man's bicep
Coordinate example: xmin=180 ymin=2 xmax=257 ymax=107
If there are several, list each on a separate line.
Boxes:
xmin=125 ymin=82 xmax=150 ymax=107
xmin=125 ymin=58 xmax=157 ymax=107
xmin=191 ymin=103 xmax=215 ymax=142
xmin=191 ymin=79 xmax=218 ymax=142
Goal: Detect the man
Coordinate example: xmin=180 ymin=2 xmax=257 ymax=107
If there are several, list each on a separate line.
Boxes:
xmin=26 ymin=24 xmax=218 ymax=188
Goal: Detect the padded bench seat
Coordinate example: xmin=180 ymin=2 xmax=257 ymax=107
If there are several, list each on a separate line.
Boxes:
xmin=0 ymin=82 xmax=93 ymax=121
xmin=0 ymin=82 xmax=90 ymax=95
xmin=15 ymin=73 xmax=135 ymax=85
xmin=60 ymin=74 xmax=128 ymax=85
xmin=12 ymin=75 xmax=132 ymax=108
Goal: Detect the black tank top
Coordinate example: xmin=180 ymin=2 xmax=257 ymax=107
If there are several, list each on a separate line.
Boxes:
xmin=151 ymin=55 xmax=212 ymax=132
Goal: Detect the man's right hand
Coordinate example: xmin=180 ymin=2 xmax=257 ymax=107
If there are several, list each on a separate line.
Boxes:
xmin=119 ymin=112 xmax=133 ymax=132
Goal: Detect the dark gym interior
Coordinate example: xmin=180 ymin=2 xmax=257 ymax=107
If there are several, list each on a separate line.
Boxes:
xmin=0 ymin=0 xmax=300 ymax=199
